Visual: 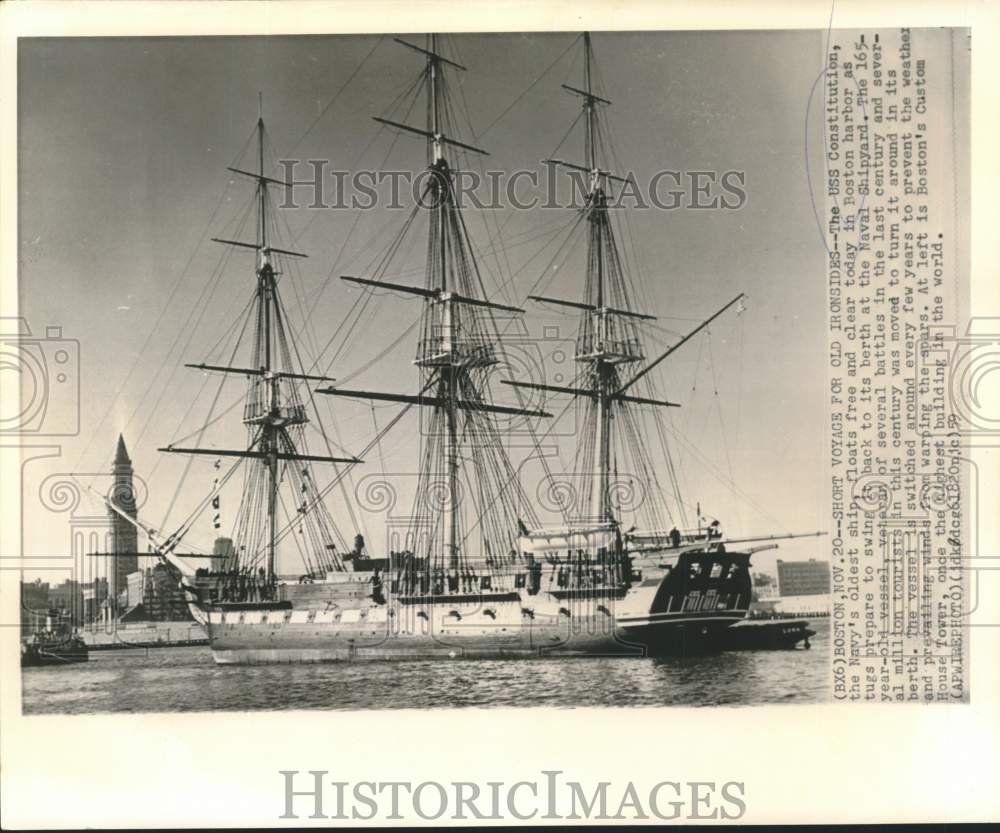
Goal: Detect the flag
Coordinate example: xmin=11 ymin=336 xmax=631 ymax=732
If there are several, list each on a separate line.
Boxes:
xmin=212 ymin=465 xmax=221 ymax=529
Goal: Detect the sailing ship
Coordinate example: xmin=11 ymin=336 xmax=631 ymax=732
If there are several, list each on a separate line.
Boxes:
xmin=108 ymin=33 xmax=821 ymax=664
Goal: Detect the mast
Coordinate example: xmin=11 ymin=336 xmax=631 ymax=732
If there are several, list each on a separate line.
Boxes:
xmin=585 ymin=34 xmax=612 ymax=522
xmin=425 ymin=33 xmax=460 ymax=571
xmin=161 ymin=99 xmax=362 ymax=584
xmin=513 ymin=33 xmax=669 ymax=528
xmin=510 ymin=33 xmax=748 ymax=535
xmin=254 ymin=101 xmax=280 ymax=582
xmin=580 ymin=32 xmax=625 ymax=525
xmin=320 ymin=35 xmax=551 ymax=584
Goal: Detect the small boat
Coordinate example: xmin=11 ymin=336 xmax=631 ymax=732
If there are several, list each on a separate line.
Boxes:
xmin=21 ymin=627 xmax=89 ymax=668
xmin=719 ymin=619 xmax=816 ymax=651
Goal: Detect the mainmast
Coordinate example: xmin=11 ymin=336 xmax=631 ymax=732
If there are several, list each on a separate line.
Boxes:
xmin=425 ymin=34 xmax=460 ymax=570
xmin=581 ymin=32 xmax=615 ymax=523
xmin=319 ymin=35 xmax=550 ymax=581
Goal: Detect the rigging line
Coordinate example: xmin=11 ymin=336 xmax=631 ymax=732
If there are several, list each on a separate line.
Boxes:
xmin=71 ymin=124 xmax=258 ymax=477
xmin=506 ymin=362 xmax=592 ymax=487
xmin=332 ymin=318 xmax=422 ymax=387
xmin=284 ymin=35 xmax=386 ymax=158
xmin=292 ymin=452 xmax=336 ymax=573
xmin=149 ymin=291 xmax=258 ymax=459
xmin=370 ymin=403 xmax=390 ymax=484
xmin=254 ymin=379 xmax=430 ymax=560
xmin=736 ymin=307 xmax=745 ymax=448
xmin=130 ymin=230 xmax=248 ymax=456
xmin=519 ymin=208 xmax=590 ymax=301
xmin=590 ymin=76 xmax=659 ymax=327
xmin=489 ymin=213 xmax=585 ymax=296
xmin=320 ymin=197 xmax=574 ymax=394
xmin=194 ymin=286 xmax=259 ymax=369
xmin=357 ymin=209 xmax=577 ymax=294
xmin=658 ymin=415 xmax=788 ymax=532
xmin=460 ymin=365 xmax=588 ymax=544
xmin=271 ymin=281 xmax=366 ymax=541
xmin=278 ymin=69 xmax=427 ymax=267
xmin=321 ymin=179 xmax=431 ymax=373
xmin=129 ymin=189 xmax=258 ymax=451
xmin=548 ymin=108 xmax=587 ymax=163
xmin=159 ymin=453 xmax=247 ymax=554
xmin=271 ymin=196 xmax=420 ymax=424
xmin=439 ymin=174 xmax=583 ymax=320
xmin=277 ymin=65 xmax=428 ymax=335
xmin=645 ymin=377 xmax=689 ymax=528
xmin=440 ymin=174 xmax=523 ymax=345
xmin=706 ymin=327 xmax=740 ymax=530
xmin=679 ymin=329 xmax=707 ymax=441
xmin=465 ymin=35 xmax=582 ymax=139
xmin=265 ymin=216 xmax=330 ymax=384
xmin=440 ymin=46 xmax=522 ymax=313
xmin=157 ymin=281 xmax=258 ymax=536
xmin=457 ymin=371 xmax=536 ymax=527
xmin=641 ymin=322 xmax=689 ymax=342
xmin=276 ymin=482 xmax=314 ymax=574
xmin=454 ymin=156 xmax=515 ymax=309
xmin=621 ymin=401 xmax=670 ymax=529
xmin=305 ymin=87 xmax=430 ymax=371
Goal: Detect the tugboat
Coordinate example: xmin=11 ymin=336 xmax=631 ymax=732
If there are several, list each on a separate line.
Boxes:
xmin=102 ymin=33 xmax=823 ymax=664
xmin=21 ymin=610 xmax=89 ymax=668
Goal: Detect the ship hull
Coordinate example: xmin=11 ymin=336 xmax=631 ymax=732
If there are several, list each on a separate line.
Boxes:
xmin=192 ymin=546 xmax=757 ymax=664
xmin=206 ymin=611 xmax=745 ymax=665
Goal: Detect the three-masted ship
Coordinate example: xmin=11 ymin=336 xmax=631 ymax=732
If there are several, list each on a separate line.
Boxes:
xmin=109 ymin=33 xmax=819 ymax=664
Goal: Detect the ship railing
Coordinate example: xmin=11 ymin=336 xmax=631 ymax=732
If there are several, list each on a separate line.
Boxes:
xmin=627 ymin=527 xmax=720 ymax=545
xmin=574 ymin=335 xmax=643 ymax=363
xmin=242 ymin=402 xmax=308 ymax=426
xmin=415 ymin=337 xmax=497 ymax=367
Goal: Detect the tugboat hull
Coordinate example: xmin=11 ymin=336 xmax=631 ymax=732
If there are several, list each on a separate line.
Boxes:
xmin=21 ymin=638 xmax=89 ymax=668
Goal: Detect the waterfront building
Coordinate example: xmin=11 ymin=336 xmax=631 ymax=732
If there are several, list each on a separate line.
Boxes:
xmin=776 ymin=558 xmax=831 ymax=596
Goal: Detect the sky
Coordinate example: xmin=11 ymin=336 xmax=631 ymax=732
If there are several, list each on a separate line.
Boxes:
xmin=17 ymin=30 xmax=827 ymax=581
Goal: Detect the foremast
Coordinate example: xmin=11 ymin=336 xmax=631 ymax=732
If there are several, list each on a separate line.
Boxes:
xmin=161 ymin=103 xmax=362 ymax=584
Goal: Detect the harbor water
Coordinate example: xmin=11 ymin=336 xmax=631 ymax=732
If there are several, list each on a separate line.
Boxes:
xmin=22 ymin=620 xmax=829 ymax=713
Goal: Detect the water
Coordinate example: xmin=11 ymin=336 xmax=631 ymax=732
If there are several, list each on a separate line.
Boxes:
xmin=22 ymin=620 xmax=829 ymax=713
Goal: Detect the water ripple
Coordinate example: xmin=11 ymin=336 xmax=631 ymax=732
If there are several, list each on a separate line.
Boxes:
xmin=22 ymin=621 xmax=830 ymax=713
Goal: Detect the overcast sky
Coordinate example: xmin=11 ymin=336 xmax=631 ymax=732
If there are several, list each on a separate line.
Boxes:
xmin=18 ymin=30 xmax=827 ymax=580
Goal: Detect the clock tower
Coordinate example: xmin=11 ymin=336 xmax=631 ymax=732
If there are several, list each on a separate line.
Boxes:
xmin=108 ymin=434 xmax=138 ymax=614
